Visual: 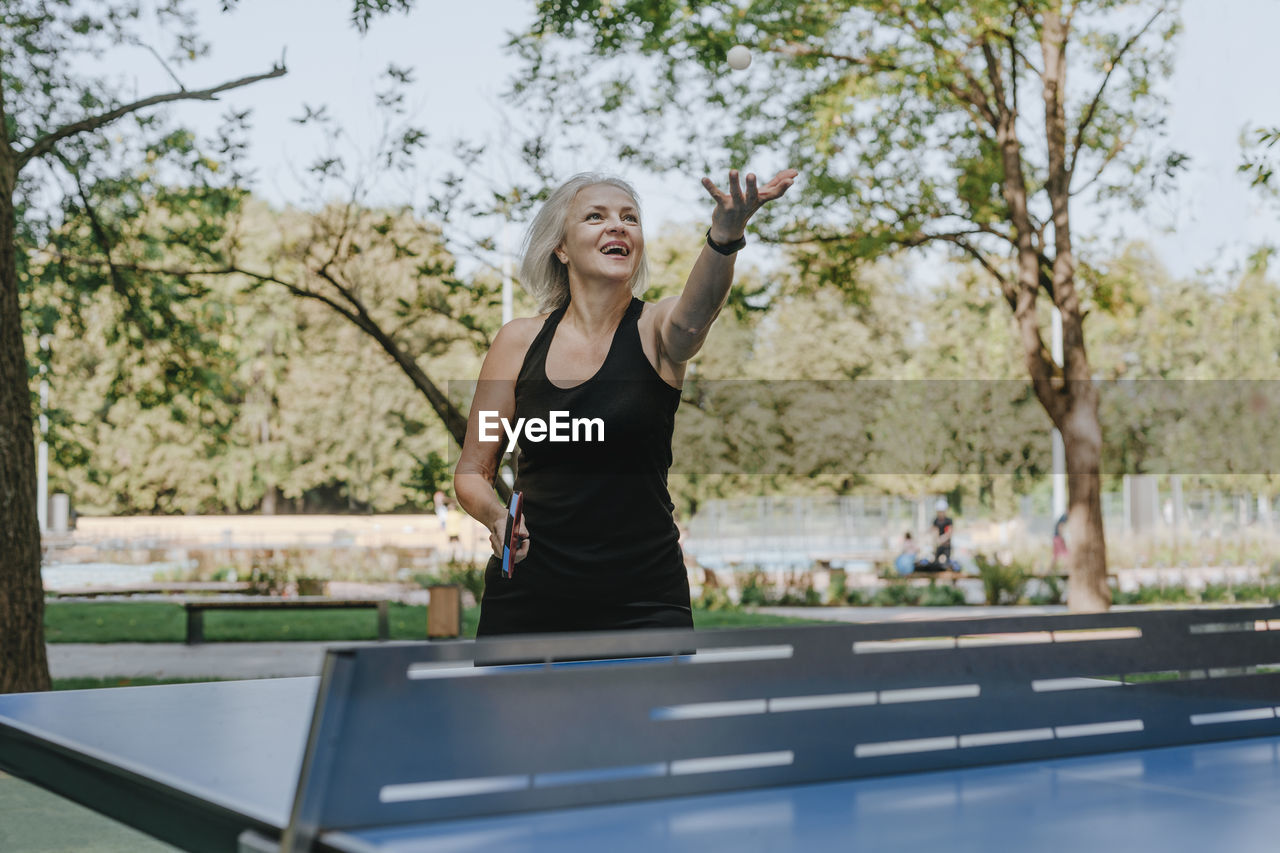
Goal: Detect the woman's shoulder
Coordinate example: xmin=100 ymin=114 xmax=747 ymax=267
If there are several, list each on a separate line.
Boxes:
xmin=481 ymin=312 xmax=554 ymax=378
xmin=496 ymin=312 xmax=553 ymax=349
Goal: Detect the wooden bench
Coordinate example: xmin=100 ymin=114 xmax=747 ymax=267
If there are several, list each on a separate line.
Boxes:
xmin=182 ymin=597 xmax=389 ymax=644
xmin=908 ymin=570 xmax=970 ymax=587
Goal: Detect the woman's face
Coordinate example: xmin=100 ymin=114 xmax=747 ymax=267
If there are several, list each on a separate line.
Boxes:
xmin=555 ymin=184 xmax=644 ymax=286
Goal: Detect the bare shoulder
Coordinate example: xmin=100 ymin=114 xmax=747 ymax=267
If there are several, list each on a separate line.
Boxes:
xmin=480 ymin=313 xmax=552 ymax=379
xmin=497 ymin=313 xmax=550 ymax=350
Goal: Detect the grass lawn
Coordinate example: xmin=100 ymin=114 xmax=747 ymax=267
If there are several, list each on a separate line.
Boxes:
xmin=44 ymin=601 xmax=820 ymax=643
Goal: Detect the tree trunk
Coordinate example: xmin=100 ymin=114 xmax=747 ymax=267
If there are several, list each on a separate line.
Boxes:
xmin=1061 ymin=389 xmax=1110 ymax=612
xmin=1040 ymin=8 xmax=1109 ymax=612
xmin=0 ymin=160 xmax=52 ymax=693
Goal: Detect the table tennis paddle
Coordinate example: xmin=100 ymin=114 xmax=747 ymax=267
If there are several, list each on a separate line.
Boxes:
xmin=501 ymin=491 xmax=524 ymax=578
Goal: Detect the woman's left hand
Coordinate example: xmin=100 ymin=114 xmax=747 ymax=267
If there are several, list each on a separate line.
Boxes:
xmin=701 ymin=168 xmax=799 ymax=244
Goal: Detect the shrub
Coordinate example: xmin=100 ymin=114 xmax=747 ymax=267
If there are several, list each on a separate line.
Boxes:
xmin=739 ymin=571 xmax=774 ymax=607
xmin=695 ymin=585 xmax=736 ymax=611
xmin=1041 ymin=574 xmax=1064 ymax=605
xmin=974 ymin=553 xmax=1028 ymax=605
xmin=843 ymin=587 xmax=868 ymax=606
xmin=415 ymin=560 xmax=485 ymax=605
xmin=827 ymin=571 xmax=848 ymax=606
xmin=1229 ymin=583 xmax=1268 ymax=603
xmin=919 ymin=584 xmax=966 ymax=606
xmin=1114 ymin=584 xmax=1195 ymax=605
xmin=872 ymin=583 xmax=923 ymax=607
xmin=1200 ymin=582 xmax=1232 ymax=603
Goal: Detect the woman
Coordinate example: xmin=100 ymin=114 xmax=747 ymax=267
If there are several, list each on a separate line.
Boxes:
xmin=455 ymin=168 xmax=797 ymax=635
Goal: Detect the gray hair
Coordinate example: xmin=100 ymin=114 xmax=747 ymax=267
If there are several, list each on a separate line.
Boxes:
xmin=519 ymin=173 xmax=650 ymax=312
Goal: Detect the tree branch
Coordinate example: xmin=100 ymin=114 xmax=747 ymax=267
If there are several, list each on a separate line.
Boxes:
xmin=912 ymin=1 xmax=1001 ymax=128
xmin=1067 ymin=6 xmax=1165 ymax=180
xmin=53 ymin=151 xmax=128 ymax=300
xmin=17 ymin=63 xmax=287 ymax=169
xmin=0 ymin=45 xmax=12 ymax=160
xmin=939 ymin=235 xmax=1015 ymax=306
xmin=772 ymin=42 xmax=899 ymax=74
xmin=1070 ymin=125 xmax=1134 ymax=197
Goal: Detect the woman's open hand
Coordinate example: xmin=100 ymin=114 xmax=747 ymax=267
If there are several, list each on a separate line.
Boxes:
xmin=701 ymin=168 xmax=799 ymax=244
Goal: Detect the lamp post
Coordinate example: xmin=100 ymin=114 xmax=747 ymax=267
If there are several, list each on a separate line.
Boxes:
xmin=37 ymin=334 xmax=51 ymax=533
xmin=1051 ymin=309 xmax=1066 ymax=522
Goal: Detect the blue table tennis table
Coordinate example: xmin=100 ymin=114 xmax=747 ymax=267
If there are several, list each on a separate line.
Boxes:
xmin=3 ymin=607 xmax=1280 ymax=852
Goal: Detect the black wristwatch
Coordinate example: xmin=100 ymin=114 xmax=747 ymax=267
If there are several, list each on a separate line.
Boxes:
xmin=705 ymin=228 xmax=746 ymax=255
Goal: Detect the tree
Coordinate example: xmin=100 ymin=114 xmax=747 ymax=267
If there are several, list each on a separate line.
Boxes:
xmin=34 ymin=201 xmax=484 ymax=516
xmin=55 ymin=61 xmax=522 ymax=503
xmin=1 ymin=2 xmax=284 ymax=693
xmin=510 ymin=0 xmax=1186 ymax=610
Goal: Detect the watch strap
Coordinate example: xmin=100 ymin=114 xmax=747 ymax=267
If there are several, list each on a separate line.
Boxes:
xmin=705 ymin=228 xmax=746 ymax=255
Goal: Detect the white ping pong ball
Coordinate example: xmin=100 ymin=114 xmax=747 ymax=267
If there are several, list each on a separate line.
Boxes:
xmin=727 ymin=45 xmax=752 ymax=71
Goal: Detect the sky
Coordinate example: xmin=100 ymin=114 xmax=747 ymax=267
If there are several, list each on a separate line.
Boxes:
xmin=96 ymin=0 xmax=1280 ymax=283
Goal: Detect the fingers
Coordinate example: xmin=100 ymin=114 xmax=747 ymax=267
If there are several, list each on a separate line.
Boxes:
xmin=759 ymin=168 xmax=799 ymax=201
xmin=701 ymin=176 xmax=724 ymax=203
xmin=707 ymin=168 xmax=797 ymax=205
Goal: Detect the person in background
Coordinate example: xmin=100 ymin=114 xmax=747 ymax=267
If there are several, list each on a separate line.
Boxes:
xmin=1052 ymin=513 xmax=1069 ymax=572
xmin=894 ymin=531 xmax=918 ymax=576
xmin=932 ymin=499 xmax=954 ymax=571
xmin=433 ymin=490 xmax=448 ymax=532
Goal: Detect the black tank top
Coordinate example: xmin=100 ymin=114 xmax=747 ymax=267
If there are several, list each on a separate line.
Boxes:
xmin=492 ymin=297 xmax=685 ymax=603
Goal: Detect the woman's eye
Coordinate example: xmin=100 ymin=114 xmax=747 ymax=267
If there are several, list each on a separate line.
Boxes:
xmin=587 ymin=213 xmax=602 ymax=220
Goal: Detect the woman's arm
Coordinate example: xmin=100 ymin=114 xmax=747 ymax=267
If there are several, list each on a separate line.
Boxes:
xmin=454 ymin=320 xmax=538 ymax=561
xmin=655 ymin=168 xmax=797 ymax=366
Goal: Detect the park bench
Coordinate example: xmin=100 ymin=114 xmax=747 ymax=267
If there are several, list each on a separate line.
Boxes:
xmin=182 ymin=597 xmax=389 ymax=644
xmin=907 ymin=570 xmax=970 ymax=587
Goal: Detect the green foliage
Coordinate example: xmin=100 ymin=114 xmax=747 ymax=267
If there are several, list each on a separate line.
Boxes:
xmin=415 ymin=560 xmax=486 ymax=605
xmin=694 ymin=584 xmax=737 ymax=612
xmin=843 ymin=587 xmax=868 ymax=606
xmin=1029 ymin=573 xmax=1065 ymax=606
xmin=1199 ymin=582 xmax=1232 ymax=604
xmin=511 ymin=0 xmax=1183 ymax=279
xmin=1240 ymin=126 xmax=1280 ymax=188
xmin=919 ymin=584 xmax=967 ymax=607
xmin=739 ymin=571 xmax=775 ymax=607
xmin=827 ymin=571 xmax=848 ymax=605
xmin=1113 ymin=581 xmax=1280 ymax=606
xmin=872 ymin=582 xmax=923 ymax=607
xmin=974 ymin=553 xmax=1028 ymax=605
xmin=40 ymin=201 xmax=488 ymax=514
